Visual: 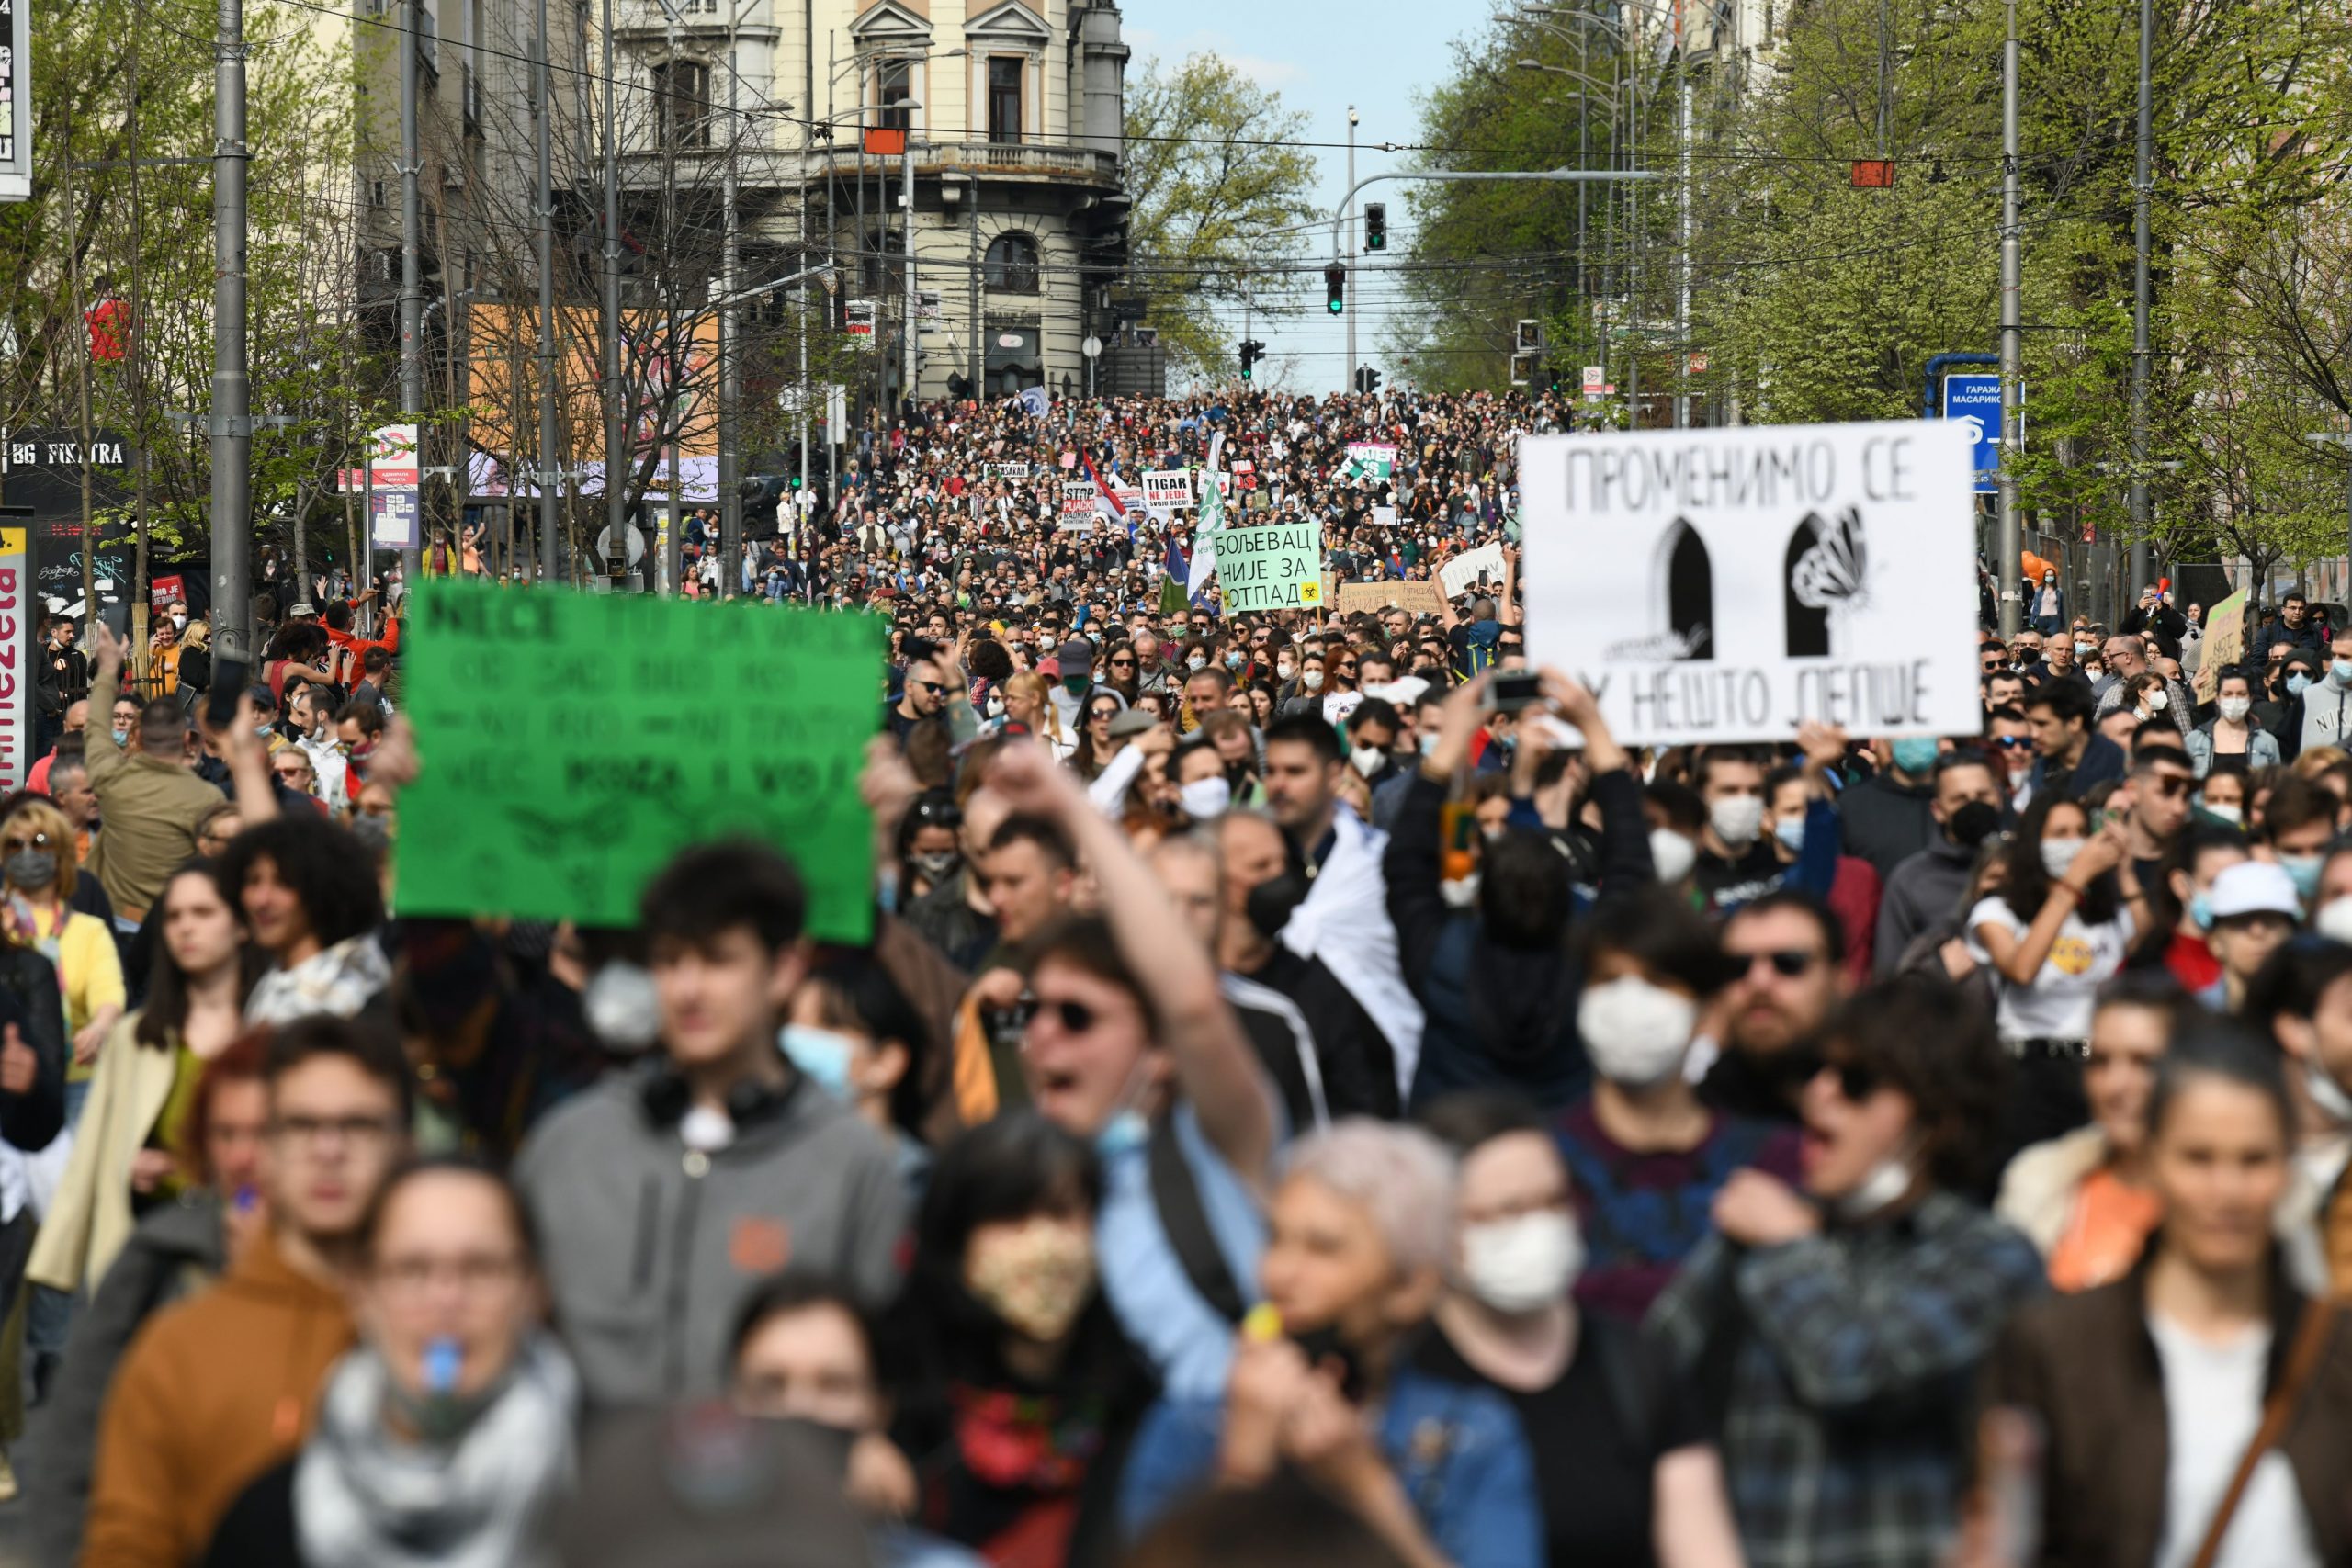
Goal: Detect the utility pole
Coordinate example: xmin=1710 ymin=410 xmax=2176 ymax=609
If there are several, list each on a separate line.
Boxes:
xmin=964 ymin=173 xmax=979 ymax=398
xmin=601 ymin=0 xmax=626 ymax=590
xmin=1675 ymin=11 xmax=1691 ymax=432
xmin=210 ymin=0 xmax=252 ymax=662
xmin=900 ymin=134 xmax=916 ymax=412
xmin=2128 ymin=0 xmax=2153 ymax=598
xmin=399 ymin=0 xmax=425 ymax=589
xmin=532 ymin=4 xmax=559 ymax=581
xmin=718 ymin=24 xmax=741 ymax=597
xmin=1996 ymin=0 xmax=2023 ymax=639
xmin=1345 ymin=105 xmax=1357 ymax=388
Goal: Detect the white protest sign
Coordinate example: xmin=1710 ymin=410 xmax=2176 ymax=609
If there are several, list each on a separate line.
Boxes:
xmin=1519 ymin=421 xmax=1978 ymax=744
xmin=1439 ymin=543 xmax=1504 ymax=598
xmin=1370 ymin=505 xmax=1399 ymax=528
xmin=1211 ymin=520 xmax=1324 ymax=612
xmin=1058 ymin=479 xmax=1097 ymax=531
xmin=1142 ymin=469 xmax=1193 ymax=518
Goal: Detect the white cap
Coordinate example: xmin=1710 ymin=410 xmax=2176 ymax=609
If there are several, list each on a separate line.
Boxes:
xmin=2208 ymin=860 xmax=2302 ymax=923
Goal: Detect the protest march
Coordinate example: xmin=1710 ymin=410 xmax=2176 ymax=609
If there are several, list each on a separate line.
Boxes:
xmin=0 ymin=369 xmax=2342 ymax=1568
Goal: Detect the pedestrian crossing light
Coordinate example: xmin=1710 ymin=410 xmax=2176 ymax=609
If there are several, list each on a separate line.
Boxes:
xmin=1325 ymin=262 xmax=1347 ymax=315
xmin=1364 ymin=203 xmax=1386 ymax=252
xmin=1238 ymin=338 xmax=1266 ymax=380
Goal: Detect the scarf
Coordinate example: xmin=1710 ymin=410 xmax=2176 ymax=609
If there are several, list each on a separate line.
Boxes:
xmin=246 ymin=931 xmax=393 ymax=1025
xmin=295 ymin=1334 xmax=578 ymax=1568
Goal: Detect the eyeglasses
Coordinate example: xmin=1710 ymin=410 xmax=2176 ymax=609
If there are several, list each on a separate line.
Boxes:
xmin=0 ymin=831 xmax=53 ymax=855
xmin=374 ymin=1253 xmax=526 ymax=1298
xmin=1109 ymin=657 xmax=1135 ymax=668
xmin=270 ymin=1113 xmax=401 ymax=1148
xmin=1991 ymin=734 xmax=2035 ymax=750
xmin=916 ymin=681 xmax=949 ymax=696
xmin=2149 ymin=773 xmax=2193 ymax=798
xmin=1090 ymin=707 xmax=1119 ymax=723
xmin=1732 ymin=948 xmax=1819 ymax=978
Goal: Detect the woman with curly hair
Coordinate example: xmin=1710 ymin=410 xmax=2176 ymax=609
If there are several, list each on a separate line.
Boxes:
xmin=215 ymin=814 xmax=389 ymax=1024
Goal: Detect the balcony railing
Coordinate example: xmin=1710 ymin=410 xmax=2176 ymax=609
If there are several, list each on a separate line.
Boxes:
xmin=808 ymin=138 xmax=1118 ymax=186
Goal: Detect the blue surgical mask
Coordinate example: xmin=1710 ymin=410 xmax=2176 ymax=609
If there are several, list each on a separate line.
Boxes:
xmin=2189 ymin=892 xmax=2214 ymax=932
xmin=110 ymin=728 xmax=129 ymax=746
xmin=1095 ymin=1110 xmax=1148 ymax=1159
xmin=2283 ymin=854 xmax=2325 ymax=905
xmin=1225 ymin=649 xmax=1245 ymax=670
xmin=2332 ymin=659 xmax=2352 ymax=688
xmin=1891 ymin=737 xmax=1940 ymax=776
xmin=778 ymin=1024 xmax=858 ymax=1100
xmin=1773 ymin=816 xmax=1806 ymax=854
xmin=2290 ymin=672 xmax=2313 ymax=696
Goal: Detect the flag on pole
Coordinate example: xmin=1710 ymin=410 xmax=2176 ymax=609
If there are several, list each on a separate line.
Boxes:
xmin=1187 ymin=473 xmax=1224 ymax=603
xmin=1081 ymin=451 xmax=1127 ymax=532
xmin=1159 ymin=534 xmax=1190 ymax=616
xmin=1016 ymin=385 xmax=1050 ymax=418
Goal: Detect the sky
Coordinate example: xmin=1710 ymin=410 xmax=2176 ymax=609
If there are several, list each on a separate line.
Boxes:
xmin=1120 ymin=0 xmax=1480 ymax=385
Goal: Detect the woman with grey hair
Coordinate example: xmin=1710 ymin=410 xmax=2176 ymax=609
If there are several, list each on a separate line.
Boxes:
xmin=1117 ymin=1119 xmax=1543 ymax=1568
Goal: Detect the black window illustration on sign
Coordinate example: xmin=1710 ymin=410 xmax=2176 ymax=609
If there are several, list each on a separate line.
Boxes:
xmin=1657 ymin=518 xmax=1713 ymax=660
xmin=1788 ymin=506 xmax=1871 ymax=658
xmin=1784 ymin=516 xmax=1830 ymax=657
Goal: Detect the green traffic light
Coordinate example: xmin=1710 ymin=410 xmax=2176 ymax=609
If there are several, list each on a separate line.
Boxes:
xmin=1327 ymin=299 xmax=1344 ymax=315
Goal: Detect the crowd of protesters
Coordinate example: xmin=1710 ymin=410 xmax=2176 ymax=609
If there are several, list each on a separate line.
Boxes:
xmin=0 ymin=385 xmax=2345 ymax=1568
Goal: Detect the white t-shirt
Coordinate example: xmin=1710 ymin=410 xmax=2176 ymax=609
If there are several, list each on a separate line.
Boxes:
xmin=2147 ymin=1312 xmax=2321 ymax=1568
xmin=1967 ymin=894 xmax=2135 ymax=1043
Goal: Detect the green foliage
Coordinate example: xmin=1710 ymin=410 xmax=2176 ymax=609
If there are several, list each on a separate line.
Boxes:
xmin=1124 ymin=54 xmax=1321 ymax=382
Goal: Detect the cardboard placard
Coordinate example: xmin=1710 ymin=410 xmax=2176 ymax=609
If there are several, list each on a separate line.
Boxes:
xmin=1336 ymin=580 xmax=1447 ymax=618
xmin=2192 ymin=589 xmax=2248 ymax=705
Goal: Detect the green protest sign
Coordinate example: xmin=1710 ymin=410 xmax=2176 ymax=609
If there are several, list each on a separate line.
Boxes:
xmin=394 ymin=581 xmax=885 ymax=943
xmin=1339 ymin=442 xmax=1396 ymax=483
xmin=1212 ymin=520 xmax=1324 ymax=612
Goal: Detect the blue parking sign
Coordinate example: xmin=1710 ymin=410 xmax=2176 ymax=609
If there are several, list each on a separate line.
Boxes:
xmin=1942 ymin=374 xmax=2003 ymax=494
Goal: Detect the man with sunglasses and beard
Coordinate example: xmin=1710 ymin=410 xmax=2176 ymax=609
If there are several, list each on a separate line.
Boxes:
xmin=1702 ymin=893 xmax=1852 ymax=1126
xmin=2117 ymin=746 xmax=2197 ymax=908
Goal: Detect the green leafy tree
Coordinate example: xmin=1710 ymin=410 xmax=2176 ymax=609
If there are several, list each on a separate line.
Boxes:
xmin=1124 ymin=54 xmax=1321 ymax=382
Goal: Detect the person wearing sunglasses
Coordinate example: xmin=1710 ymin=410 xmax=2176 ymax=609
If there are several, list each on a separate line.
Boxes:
xmin=0 ymin=799 xmax=127 ymax=1110
xmin=1706 ymin=892 xmax=1850 ymax=1125
xmin=978 ymin=742 xmax=1274 ymax=1405
xmin=1649 ymin=976 xmax=2044 ymax=1568
xmin=1984 ymin=705 xmax=2038 ymax=814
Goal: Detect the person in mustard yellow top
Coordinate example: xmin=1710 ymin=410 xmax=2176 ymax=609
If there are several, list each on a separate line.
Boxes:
xmin=0 ymin=800 xmax=127 ymax=1117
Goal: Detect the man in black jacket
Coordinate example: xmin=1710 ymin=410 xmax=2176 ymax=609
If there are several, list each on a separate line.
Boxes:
xmin=1385 ymin=669 xmax=1650 ymax=1111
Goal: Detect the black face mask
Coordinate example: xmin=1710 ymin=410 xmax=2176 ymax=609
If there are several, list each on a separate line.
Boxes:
xmin=1245 ymin=873 xmax=1310 ymax=942
xmin=1948 ymin=800 xmax=2002 ymax=849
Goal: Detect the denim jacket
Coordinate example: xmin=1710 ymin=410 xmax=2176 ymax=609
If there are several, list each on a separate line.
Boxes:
xmin=1116 ymin=1361 xmax=1543 ymax=1568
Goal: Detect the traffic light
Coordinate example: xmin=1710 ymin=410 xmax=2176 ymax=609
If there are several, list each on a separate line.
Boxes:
xmin=1238 ymin=338 xmax=1266 ymax=380
xmin=1363 ymin=203 xmax=1386 ymax=252
xmin=1353 ymin=366 xmax=1382 ymax=395
xmin=1325 ymin=262 xmax=1346 ymax=315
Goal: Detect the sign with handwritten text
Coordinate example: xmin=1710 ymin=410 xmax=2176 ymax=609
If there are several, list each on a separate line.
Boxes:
xmin=395 ymin=581 xmax=884 ymax=942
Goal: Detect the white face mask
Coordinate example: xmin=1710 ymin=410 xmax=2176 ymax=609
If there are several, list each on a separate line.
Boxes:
xmin=1302 ymin=669 xmax=1325 ymax=692
xmin=2041 ymin=838 xmax=2085 ymax=880
xmin=2200 ymin=799 xmax=2242 ymax=825
xmin=2217 ymin=696 xmax=2252 ymax=723
xmin=1179 ymin=775 xmax=1231 ymax=820
xmin=1709 ymin=794 xmax=1766 ymax=849
xmin=1277 ymin=661 xmax=1296 ymax=681
xmin=1459 ymin=1211 xmax=1585 ymax=1314
xmin=2141 ymin=688 xmax=2168 ymax=714
xmin=1576 ymin=976 xmax=1697 ymax=1087
xmin=1351 ymin=745 xmax=1387 ymax=778
xmin=2313 ymin=895 xmax=2352 ymax=947
xmin=1649 ymin=827 xmax=1698 ymax=884
xmin=1831 ymin=1154 xmax=1917 ymax=1222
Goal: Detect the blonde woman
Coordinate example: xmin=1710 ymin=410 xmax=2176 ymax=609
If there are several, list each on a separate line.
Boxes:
xmin=0 ymin=799 xmax=126 ymax=1111
xmin=1000 ymin=671 xmax=1073 ymax=759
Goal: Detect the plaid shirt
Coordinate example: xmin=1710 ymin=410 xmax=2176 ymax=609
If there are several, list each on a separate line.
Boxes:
xmin=1646 ymin=1190 xmax=2046 ymax=1568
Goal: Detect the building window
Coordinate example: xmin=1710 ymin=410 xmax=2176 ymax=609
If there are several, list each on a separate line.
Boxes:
xmin=985 ymin=232 xmax=1039 ymax=293
xmin=876 ymin=58 xmax=912 ymax=132
xmin=652 ymin=60 xmax=711 ymax=148
xmin=988 ymin=56 xmax=1023 ymax=144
